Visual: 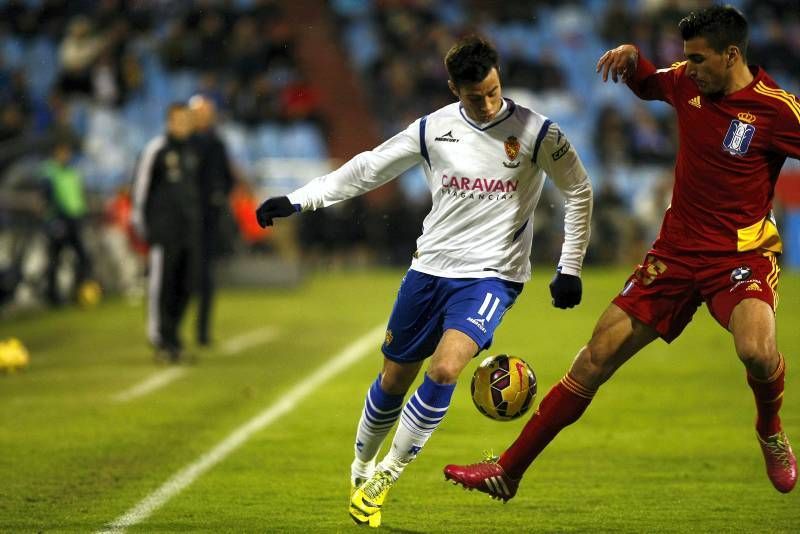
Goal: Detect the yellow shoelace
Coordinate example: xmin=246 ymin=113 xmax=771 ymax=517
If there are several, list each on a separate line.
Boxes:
xmin=765 ymin=434 xmax=793 ymax=470
xmin=481 ymin=449 xmax=499 ymax=463
xmin=363 ymin=471 xmax=393 ymax=500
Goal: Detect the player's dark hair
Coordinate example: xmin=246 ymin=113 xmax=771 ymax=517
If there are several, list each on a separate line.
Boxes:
xmin=445 ymin=35 xmax=499 ymax=87
xmin=679 ymin=4 xmax=748 ymax=57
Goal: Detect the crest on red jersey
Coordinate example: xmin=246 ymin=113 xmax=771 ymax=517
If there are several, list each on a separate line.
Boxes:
xmin=722 ymin=120 xmax=756 ymax=156
xmin=737 ymin=112 xmax=756 ymax=124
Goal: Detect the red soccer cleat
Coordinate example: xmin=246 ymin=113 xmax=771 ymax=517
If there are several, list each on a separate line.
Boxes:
xmin=444 ymin=455 xmax=520 ymax=502
xmin=757 ymin=431 xmax=797 ymax=493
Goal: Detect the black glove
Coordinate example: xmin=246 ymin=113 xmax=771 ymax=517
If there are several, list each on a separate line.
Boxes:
xmin=255 ymin=196 xmax=297 ymax=228
xmin=549 ymin=270 xmax=582 ymax=309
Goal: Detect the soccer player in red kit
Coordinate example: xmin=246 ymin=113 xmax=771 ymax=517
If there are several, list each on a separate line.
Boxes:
xmin=445 ymin=5 xmax=798 ymax=498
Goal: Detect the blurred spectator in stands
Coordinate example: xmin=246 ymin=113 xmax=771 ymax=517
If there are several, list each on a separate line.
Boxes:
xmin=593 ymin=104 xmax=631 ymax=173
xmin=280 ymin=75 xmax=323 ymax=126
xmin=189 ymin=94 xmax=235 ymax=346
xmin=57 ymin=16 xmax=107 ymax=97
xmin=587 ymin=180 xmax=633 ymax=265
xmin=85 ymin=15 xmax=143 ymax=108
xmin=629 ymin=104 xmax=674 ymax=165
xmin=647 ymin=0 xmax=686 ymax=31
xmin=746 ymin=0 xmax=798 ymax=22
xmin=1 ymin=0 xmax=39 ymax=39
xmin=227 ymin=15 xmax=268 ymax=83
xmin=373 ymin=55 xmax=419 ymax=127
xmin=1 ymin=69 xmax=33 ymax=116
xmin=505 ymin=49 xmax=566 ymax=93
xmin=502 ymin=47 xmax=539 ymax=89
xmin=363 ymin=187 xmax=426 ymax=266
xmin=94 ymin=0 xmax=127 ymax=29
xmin=119 ymin=50 xmax=144 ymax=99
xmin=228 ymin=74 xmax=280 ymax=126
xmin=631 ymin=168 xmax=674 ymax=247
xmin=0 ymin=103 xmax=27 ymax=143
xmin=91 ymin=46 xmax=143 ymax=108
xmin=195 ymin=10 xmax=228 ymax=72
xmin=35 ymin=0 xmax=71 ymax=41
xmin=196 ymin=72 xmax=226 ymax=111
xmin=652 ymin=19 xmax=683 ymax=68
xmin=160 ymin=19 xmax=199 ymax=71
xmin=749 ymin=20 xmax=799 ymax=77
xmin=599 ymin=0 xmax=635 ymax=44
xmin=230 ymin=179 xmax=272 ymax=251
xmin=261 ymin=10 xmax=296 ymax=68
xmin=0 ymin=56 xmax=10 ymax=101
xmin=41 ymin=138 xmax=93 ymax=305
xmin=92 ymin=49 xmax=122 ymax=107
xmin=103 ymin=184 xmax=143 ymax=297
xmin=31 ymin=90 xmax=78 ymax=145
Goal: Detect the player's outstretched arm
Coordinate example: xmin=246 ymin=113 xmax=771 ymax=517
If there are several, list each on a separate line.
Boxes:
xmin=596 ymin=44 xmax=638 ymax=83
xmin=259 ymin=120 xmax=423 ymax=226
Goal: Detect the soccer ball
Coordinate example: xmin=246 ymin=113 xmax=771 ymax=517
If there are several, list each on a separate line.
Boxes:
xmin=76 ymin=280 xmax=102 ymax=308
xmin=471 ymin=354 xmax=537 ymax=421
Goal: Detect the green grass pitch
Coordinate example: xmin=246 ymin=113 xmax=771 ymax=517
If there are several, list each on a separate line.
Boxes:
xmin=1 ymin=268 xmax=798 ymax=532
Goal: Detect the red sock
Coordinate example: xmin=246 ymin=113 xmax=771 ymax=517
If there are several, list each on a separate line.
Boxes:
xmin=747 ymin=354 xmax=785 ymax=439
xmin=499 ymin=374 xmax=596 ymax=480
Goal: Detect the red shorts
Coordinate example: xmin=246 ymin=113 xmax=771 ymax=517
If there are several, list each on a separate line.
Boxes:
xmin=612 ymin=249 xmax=780 ymax=343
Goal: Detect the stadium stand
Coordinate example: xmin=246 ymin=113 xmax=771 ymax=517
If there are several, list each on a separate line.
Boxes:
xmin=0 ymin=0 xmax=798 ymax=308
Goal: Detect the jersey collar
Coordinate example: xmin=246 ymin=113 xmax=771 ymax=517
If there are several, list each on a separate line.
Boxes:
xmin=459 ymin=98 xmax=516 ymax=131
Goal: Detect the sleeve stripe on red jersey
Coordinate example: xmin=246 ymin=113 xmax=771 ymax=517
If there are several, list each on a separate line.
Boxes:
xmin=656 ymin=60 xmax=686 ymax=74
xmin=754 ymin=82 xmax=800 ymax=125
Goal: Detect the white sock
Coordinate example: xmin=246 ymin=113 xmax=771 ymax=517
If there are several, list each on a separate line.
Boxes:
xmin=377 ymin=374 xmax=455 ymax=479
xmin=351 ymin=374 xmax=404 ymax=483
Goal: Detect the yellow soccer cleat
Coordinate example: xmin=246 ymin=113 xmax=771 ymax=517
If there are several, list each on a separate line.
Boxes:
xmin=350 ymin=477 xmax=380 ymax=527
xmin=350 ymin=477 xmax=366 ymax=497
xmin=349 ymin=471 xmax=395 ymax=528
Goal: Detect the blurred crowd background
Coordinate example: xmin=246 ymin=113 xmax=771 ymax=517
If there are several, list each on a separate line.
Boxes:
xmin=1 ymin=0 xmax=799 ymax=310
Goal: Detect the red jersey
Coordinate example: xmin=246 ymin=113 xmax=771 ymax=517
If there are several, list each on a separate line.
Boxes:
xmin=626 ymin=52 xmax=800 ymax=254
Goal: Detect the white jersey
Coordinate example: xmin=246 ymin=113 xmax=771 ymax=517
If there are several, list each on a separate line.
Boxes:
xmin=287 ymin=98 xmax=592 ymax=283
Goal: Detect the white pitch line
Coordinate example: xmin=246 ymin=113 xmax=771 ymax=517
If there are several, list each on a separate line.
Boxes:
xmin=112 ymin=368 xmax=188 ymax=403
xmin=219 ymin=326 xmax=280 ymax=356
xmin=97 ymin=323 xmax=385 ymax=534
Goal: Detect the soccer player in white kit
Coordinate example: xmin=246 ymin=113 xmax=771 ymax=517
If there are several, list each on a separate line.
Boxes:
xmin=256 ymin=35 xmax=593 ymax=528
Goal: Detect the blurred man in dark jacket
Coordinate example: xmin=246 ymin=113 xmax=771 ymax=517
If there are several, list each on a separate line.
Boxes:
xmin=189 ymin=95 xmax=235 ymax=346
xmin=131 ymin=103 xmax=200 ymax=362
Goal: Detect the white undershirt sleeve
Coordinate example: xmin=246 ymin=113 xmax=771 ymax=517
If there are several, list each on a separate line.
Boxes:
xmin=287 ymin=121 xmax=424 ymax=211
xmin=536 ymin=122 xmax=593 ymax=277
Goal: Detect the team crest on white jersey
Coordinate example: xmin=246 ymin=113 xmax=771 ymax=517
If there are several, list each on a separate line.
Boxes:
xmin=503 ymin=136 xmax=521 ymax=168
xmin=722 ymin=120 xmax=756 ymax=156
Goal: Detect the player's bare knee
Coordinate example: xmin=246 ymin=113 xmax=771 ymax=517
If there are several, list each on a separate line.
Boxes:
xmin=426 ymin=361 xmax=461 ymax=384
xmin=736 ymin=337 xmax=778 ymax=375
xmin=380 ymin=370 xmax=414 ymax=395
xmin=379 ymin=376 xmax=406 ymax=396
